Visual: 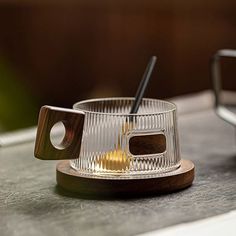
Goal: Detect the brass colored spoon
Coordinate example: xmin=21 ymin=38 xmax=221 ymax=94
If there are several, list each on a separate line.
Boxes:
xmin=96 ymin=56 xmax=157 ymax=172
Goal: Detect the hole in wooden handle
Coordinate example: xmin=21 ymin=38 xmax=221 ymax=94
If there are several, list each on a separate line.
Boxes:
xmin=129 ymin=133 xmax=166 ymax=156
xmin=34 ymin=106 xmax=84 ymax=160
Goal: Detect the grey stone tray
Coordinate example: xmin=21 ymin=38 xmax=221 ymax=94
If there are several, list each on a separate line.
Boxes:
xmin=0 ymin=91 xmax=235 ymax=236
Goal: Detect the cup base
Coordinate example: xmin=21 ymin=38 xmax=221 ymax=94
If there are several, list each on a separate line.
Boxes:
xmin=56 ymin=159 xmax=194 ymax=197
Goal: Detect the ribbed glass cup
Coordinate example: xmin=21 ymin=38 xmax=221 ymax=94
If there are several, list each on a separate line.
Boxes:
xmin=71 ymin=98 xmax=180 ymax=179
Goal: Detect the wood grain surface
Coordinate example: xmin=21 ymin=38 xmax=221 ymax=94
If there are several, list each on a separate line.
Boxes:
xmin=0 ymin=94 xmax=236 ymax=236
xmin=56 ymin=159 xmax=194 ymax=197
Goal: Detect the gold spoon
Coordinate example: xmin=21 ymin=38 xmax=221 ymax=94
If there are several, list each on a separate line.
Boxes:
xmin=96 ymin=56 xmax=157 ymax=172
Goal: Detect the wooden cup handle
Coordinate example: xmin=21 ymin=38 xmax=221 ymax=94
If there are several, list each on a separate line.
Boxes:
xmin=34 ymin=106 xmax=85 ymax=160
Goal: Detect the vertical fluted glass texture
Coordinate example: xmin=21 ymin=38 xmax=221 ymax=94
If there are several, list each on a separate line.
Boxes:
xmin=71 ymin=98 xmax=180 ymax=178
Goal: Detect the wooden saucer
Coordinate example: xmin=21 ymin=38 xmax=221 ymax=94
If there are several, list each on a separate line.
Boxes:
xmin=56 ymin=159 xmax=194 ymax=197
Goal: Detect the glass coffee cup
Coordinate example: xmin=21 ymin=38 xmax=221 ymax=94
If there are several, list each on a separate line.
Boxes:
xmin=35 ymin=97 xmax=180 ymax=179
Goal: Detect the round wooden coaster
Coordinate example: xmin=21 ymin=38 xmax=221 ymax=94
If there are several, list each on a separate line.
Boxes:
xmin=56 ymin=159 xmax=194 ymax=197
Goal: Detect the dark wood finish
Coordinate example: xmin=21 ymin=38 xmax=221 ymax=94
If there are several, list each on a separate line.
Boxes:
xmin=34 ymin=106 xmax=85 ymax=160
xmin=129 ymin=133 xmax=166 ymax=155
xmin=56 ymin=159 xmax=194 ymax=197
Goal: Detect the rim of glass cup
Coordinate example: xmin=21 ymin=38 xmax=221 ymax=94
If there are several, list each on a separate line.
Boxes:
xmin=73 ymin=97 xmax=176 ymax=116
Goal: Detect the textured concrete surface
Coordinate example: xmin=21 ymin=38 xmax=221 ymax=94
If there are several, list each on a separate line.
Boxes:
xmin=0 ymin=101 xmax=235 ymax=236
